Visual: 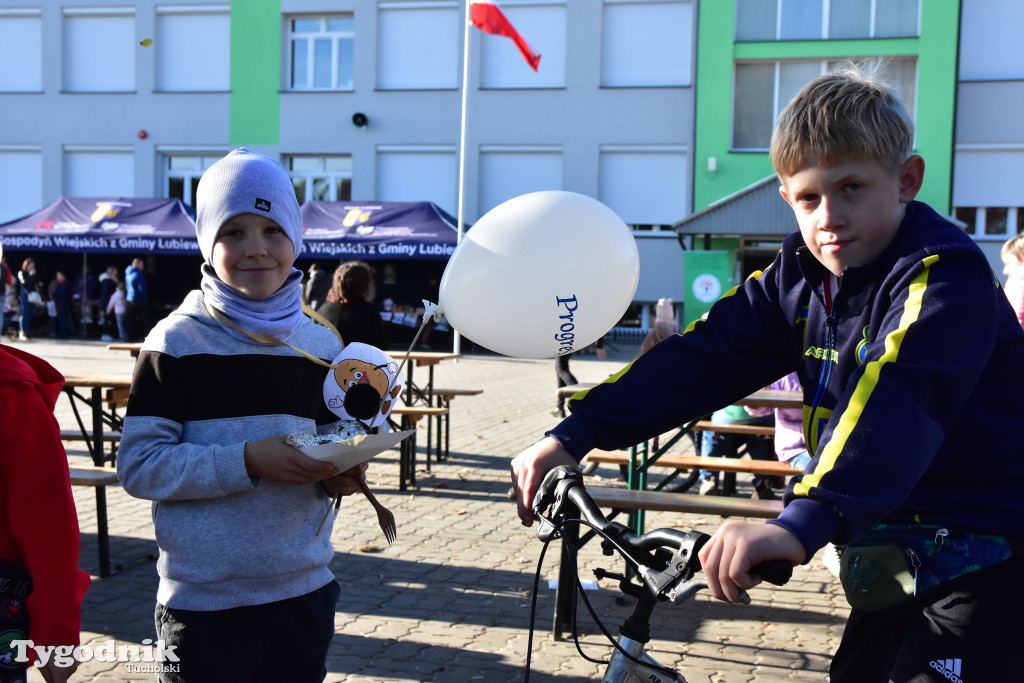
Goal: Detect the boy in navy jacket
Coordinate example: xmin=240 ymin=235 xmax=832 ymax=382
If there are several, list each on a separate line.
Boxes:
xmin=511 ymin=64 xmax=1024 ymax=682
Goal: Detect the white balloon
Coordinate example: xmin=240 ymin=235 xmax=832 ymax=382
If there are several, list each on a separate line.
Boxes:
xmin=439 ymin=191 xmax=639 ymax=359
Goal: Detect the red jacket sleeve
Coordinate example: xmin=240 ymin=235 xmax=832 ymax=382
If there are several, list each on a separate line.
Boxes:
xmin=0 ymin=380 xmax=90 ymax=648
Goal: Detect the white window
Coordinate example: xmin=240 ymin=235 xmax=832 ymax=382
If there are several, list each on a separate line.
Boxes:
xmin=601 ymin=0 xmax=693 ymax=87
xmin=161 ymin=153 xmax=225 ymax=207
xmin=286 ymin=15 xmax=355 ymax=91
xmin=63 ymin=8 xmax=135 ymax=92
xmin=735 ymin=0 xmax=919 ymax=41
xmin=64 ymin=148 xmax=134 ymax=197
xmin=954 ymin=207 xmax=1024 ymax=239
xmin=598 ymin=146 xmax=688 ymax=227
xmin=376 ymin=146 xmax=457 ymax=213
xmin=287 ymin=156 xmax=353 ymax=202
xmin=378 ymin=2 xmax=459 ymax=90
xmin=958 ymin=0 xmax=1024 ymax=80
xmin=478 ymin=146 xmax=562 ymax=215
xmin=733 ymin=58 xmax=917 ymax=150
xmin=0 ymin=9 xmax=42 ymax=92
xmin=0 ymin=148 xmax=43 ymax=223
xmin=156 ymin=5 xmax=230 ymax=92
xmin=480 ymin=1 xmax=565 ymax=89
xmin=953 ymin=147 xmax=1024 ymax=239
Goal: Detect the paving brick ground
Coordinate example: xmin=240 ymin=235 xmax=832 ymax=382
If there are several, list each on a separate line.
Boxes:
xmin=15 ymin=336 xmax=846 ymax=682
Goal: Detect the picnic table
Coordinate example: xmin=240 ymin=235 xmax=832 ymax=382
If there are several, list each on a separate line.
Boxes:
xmin=556 ymin=382 xmax=803 ymax=530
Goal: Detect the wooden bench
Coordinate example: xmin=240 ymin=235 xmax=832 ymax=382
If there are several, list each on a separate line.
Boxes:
xmin=691 ymin=420 xmax=775 ymax=437
xmin=431 ymin=388 xmax=483 ymax=461
xmin=388 ymin=405 xmax=449 ymax=490
xmin=584 ymin=449 xmax=800 ymax=478
xmin=68 ymin=466 xmax=121 ymax=579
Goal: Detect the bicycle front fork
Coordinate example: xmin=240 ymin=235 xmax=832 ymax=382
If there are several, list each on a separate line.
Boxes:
xmin=603 ymin=635 xmax=688 ymax=683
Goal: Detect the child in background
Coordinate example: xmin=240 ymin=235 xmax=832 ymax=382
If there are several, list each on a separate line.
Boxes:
xmin=118 ymin=148 xmax=365 ymax=682
xmin=1000 ymin=234 xmax=1024 ymax=329
xmin=105 ymin=281 xmax=129 ymax=341
xmin=512 ymin=63 xmax=1024 ymax=682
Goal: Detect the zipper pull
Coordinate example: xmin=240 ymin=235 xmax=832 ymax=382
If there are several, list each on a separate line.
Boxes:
xmin=934 ymin=528 xmax=948 ymax=547
xmin=907 ymin=547 xmax=921 ymax=597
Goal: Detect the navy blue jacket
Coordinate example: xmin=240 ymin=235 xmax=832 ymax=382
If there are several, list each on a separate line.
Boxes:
xmin=550 ymin=202 xmax=1024 ymax=558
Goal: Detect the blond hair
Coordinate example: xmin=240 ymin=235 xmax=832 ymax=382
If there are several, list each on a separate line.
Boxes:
xmin=770 ymin=61 xmax=915 ymax=177
xmin=1002 ymin=235 xmax=1024 ymax=261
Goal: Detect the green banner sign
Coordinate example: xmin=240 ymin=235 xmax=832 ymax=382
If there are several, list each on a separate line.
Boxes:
xmin=682 ymin=251 xmax=732 ymax=328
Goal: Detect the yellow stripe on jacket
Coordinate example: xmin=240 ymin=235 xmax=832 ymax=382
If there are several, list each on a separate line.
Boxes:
xmin=794 ymin=255 xmax=938 ymax=496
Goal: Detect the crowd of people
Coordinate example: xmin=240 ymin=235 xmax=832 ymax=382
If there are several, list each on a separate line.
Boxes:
xmin=1 ymin=257 xmax=152 ymax=343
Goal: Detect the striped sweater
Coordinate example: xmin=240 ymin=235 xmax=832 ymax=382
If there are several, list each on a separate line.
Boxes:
xmin=550 ymin=201 xmax=1024 ymax=558
xmin=117 ymin=290 xmax=342 ymax=610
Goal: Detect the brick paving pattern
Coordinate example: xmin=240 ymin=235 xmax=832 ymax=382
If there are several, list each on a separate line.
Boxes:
xmin=18 ymin=337 xmax=845 ymax=682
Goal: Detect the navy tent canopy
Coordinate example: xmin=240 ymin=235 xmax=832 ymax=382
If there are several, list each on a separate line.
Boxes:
xmin=0 ymin=196 xmax=200 ymax=255
xmin=300 ymin=201 xmax=459 ymax=261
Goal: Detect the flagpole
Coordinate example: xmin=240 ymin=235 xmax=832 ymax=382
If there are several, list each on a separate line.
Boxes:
xmin=453 ymin=0 xmax=472 ymax=356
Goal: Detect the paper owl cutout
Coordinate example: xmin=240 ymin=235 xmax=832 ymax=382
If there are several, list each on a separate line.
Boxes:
xmin=323 ymin=343 xmax=405 ymax=428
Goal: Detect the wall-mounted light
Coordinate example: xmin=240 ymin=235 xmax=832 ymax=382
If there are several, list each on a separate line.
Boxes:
xmin=352 ymin=112 xmax=368 ymax=128
xmin=707 ymin=156 xmax=717 ymax=173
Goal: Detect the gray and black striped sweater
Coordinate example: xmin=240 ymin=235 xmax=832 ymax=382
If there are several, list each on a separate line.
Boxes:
xmin=117 ymin=290 xmax=342 ymax=610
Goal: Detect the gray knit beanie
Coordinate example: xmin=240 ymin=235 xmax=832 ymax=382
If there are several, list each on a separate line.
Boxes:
xmin=195 ymin=148 xmax=303 ymax=263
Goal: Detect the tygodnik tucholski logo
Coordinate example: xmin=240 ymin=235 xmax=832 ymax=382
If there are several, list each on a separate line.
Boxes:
xmin=554 ymin=295 xmax=579 ymax=355
xmin=7 ymin=638 xmax=180 ymax=674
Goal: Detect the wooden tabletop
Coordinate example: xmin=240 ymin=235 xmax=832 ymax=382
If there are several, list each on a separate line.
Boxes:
xmin=109 ymin=342 xmax=461 ymax=366
xmin=557 ymin=382 xmax=802 ymax=410
xmin=63 ymin=371 xmax=133 ymax=389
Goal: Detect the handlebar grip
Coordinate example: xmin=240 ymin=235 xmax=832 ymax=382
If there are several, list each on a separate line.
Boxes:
xmin=750 ymin=559 xmax=793 ymax=586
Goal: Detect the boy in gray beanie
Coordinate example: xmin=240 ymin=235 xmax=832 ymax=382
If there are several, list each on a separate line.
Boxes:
xmin=118 ymin=147 xmax=364 ymax=681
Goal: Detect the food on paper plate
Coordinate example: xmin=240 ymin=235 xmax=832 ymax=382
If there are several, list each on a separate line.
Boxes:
xmin=285 ymin=420 xmax=369 ymax=449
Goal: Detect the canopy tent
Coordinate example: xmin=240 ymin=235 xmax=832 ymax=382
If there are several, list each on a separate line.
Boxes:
xmin=299 ymin=201 xmax=460 ymax=261
xmin=0 ymin=196 xmax=199 ymax=255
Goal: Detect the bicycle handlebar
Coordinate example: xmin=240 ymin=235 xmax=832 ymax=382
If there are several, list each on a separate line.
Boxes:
xmin=533 ymin=465 xmax=793 ymax=594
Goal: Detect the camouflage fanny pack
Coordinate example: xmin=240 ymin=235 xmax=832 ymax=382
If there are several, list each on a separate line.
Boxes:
xmin=838 ymin=524 xmax=1012 ymax=612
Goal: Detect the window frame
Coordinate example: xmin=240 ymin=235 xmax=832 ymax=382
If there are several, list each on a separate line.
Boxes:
xmin=286 ymin=155 xmax=353 ymax=203
xmin=734 ymin=0 xmax=921 ymax=42
xmin=284 ymin=14 xmax=355 ymax=92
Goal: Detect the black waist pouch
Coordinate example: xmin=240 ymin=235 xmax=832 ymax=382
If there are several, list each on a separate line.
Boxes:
xmin=839 ymin=524 xmax=1012 ymax=612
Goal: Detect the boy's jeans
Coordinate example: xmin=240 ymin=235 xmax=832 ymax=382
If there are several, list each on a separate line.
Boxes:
xmin=699 ymin=410 xmax=775 ymax=486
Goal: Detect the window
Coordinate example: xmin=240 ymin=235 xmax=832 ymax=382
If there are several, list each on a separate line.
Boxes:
xmin=63 ymin=8 xmax=135 ymax=92
xmin=733 ymin=58 xmax=916 ymax=150
xmin=0 ymin=148 xmax=43 ymax=223
xmin=958 ymin=0 xmax=1024 ymax=80
xmin=156 ymin=5 xmax=230 ymax=92
xmin=287 ymin=156 xmax=353 ymax=203
xmin=478 ymin=146 xmax=562 ymax=215
xmin=378 ymin=2 xmax=458 ymax=90
xmin=64 ymin=148 xmax=134 ymax=197
xmin=0 ymin=9 xmax=42 ymax=92
xmin=162 ymin=154 xmax=224 ymax=207
xmin=735 ymin=0 xmax=919 ymax=41
xmin=602 ymin=1 xmax=693 ymax=87
xmin=954 ymin=207 xmax=1024 ymax=239
xmin=598 ymin=146 xmax=688 ymax=227
xmin=286 ymin=15 xmax=354 ymax=91
xmin=480 ymin=2 xmax=565 ymax=88
xmin=376 ymin=146 xmax=457 ymax=213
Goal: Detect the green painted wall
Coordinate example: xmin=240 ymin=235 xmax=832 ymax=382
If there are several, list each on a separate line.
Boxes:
xmin=694 ymin=1 xmax=960 ymax=214
xmin=230 ymin=1 xmax=280 ymax=145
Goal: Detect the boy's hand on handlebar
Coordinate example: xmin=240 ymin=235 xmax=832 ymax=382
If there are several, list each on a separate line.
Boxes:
xmin=243 ymin=435 xmax=340 ymax=485
xmin=510 ymin=437 xmax=577 ymax=526
xmin=697 ymin=522 xmax=804 ymax=604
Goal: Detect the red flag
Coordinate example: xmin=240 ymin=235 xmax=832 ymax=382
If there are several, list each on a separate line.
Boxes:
xmin=470 ymin=0 xmax=541 ymax=72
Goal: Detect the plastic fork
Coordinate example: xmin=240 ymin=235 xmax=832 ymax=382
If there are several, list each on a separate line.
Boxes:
xmin=357 ymin=478 xmax=397 ymax=544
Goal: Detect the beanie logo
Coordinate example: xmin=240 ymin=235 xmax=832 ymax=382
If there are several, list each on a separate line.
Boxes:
xmin=254 ymin=198 xmax=271 ymax=212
